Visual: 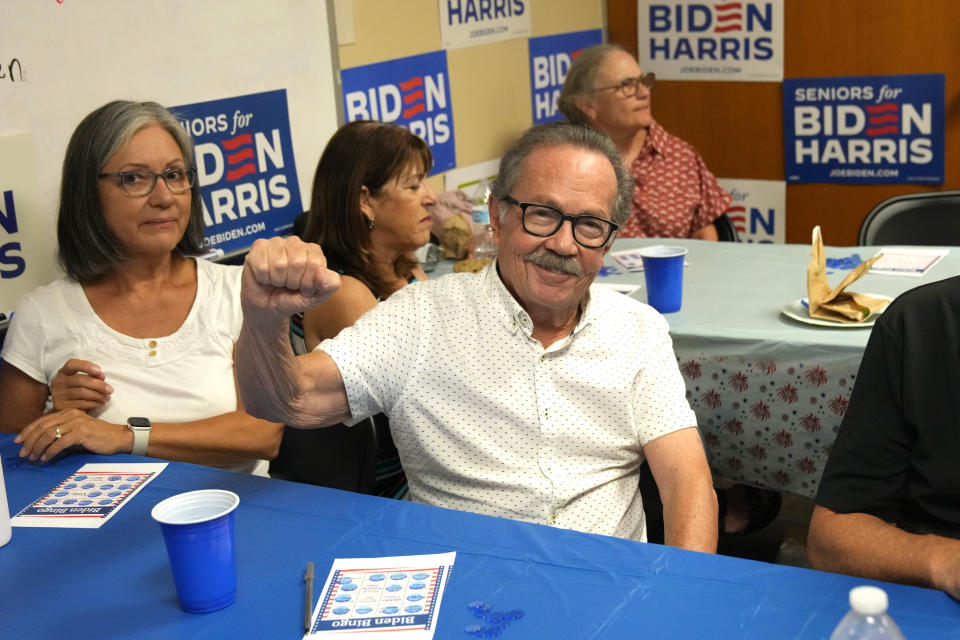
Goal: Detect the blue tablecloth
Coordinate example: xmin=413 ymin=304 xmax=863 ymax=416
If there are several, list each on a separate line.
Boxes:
xmin=0 ymin=435 xmax=957 ymax=639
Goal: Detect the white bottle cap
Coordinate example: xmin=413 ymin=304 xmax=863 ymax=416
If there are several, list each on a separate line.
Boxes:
xmin=849 ymin=586 xmax=889 ymax=616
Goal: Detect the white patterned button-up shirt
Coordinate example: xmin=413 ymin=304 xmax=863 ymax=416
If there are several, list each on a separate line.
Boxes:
xmin=320 ymin=265 xmax=696 ymax=541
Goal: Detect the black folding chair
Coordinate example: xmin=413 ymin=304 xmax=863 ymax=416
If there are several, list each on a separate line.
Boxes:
xmin=858 ymin=191 xmax=960 ymax=245
xmin=713 ymin=213 xmax=741 ymax=242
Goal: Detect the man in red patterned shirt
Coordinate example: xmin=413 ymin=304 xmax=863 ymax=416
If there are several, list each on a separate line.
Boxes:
xmin=559 ymin=44 xmax=731 ymax=240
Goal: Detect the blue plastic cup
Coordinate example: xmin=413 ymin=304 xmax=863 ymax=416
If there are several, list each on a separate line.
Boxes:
xmin=638 ymin=245 xmax=688 ymax=313
xmin=151 ymin=489 xmax=240 ymax=613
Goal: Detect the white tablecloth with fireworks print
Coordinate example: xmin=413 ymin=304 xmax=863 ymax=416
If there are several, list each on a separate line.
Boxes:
xmin=596 ymin=238 xmax=960 ymax=497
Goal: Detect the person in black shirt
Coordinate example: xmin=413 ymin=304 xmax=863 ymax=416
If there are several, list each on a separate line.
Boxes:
xmin=808 ymin=275 xmax=960 ymax=599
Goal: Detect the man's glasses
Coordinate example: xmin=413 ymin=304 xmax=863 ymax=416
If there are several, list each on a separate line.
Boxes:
xmin=98 ymin=167 xmax=197 ymax=197
xmin=590 ymin=73 xmax=656 ymax=98
xmin=506 ymin=197 xmax=618 ymax=249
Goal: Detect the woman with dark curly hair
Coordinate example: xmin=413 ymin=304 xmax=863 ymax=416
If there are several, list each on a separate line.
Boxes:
xmin=275 ymin=120 xmax=437 ymax=498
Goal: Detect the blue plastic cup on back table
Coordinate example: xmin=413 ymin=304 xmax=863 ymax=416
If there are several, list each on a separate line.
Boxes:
xmin=638 ymin=245 xmax=688 ymax=313
xmin=151 ymin=489 xmax=239 ymax=613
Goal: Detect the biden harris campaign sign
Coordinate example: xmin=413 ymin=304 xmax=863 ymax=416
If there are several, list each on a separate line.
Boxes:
xmin=438 ymin=0 xmax=530 ymax=49
xmin=638 ymin=0 xmax=783 ymax=81
xmin=0 ymin=132 xmax=54 ymax=313
xmin=528 ymin=29 xmax=603 ymax=124
xmin=716 ymin=178 xmax=785 ymax=243
xmin=783 ymin=74 xmax=945 ymax=184
xmin=342 ymin=51 xmax=455 ymax=176
xmin=172 ymin=90 xmax=303 ymax=255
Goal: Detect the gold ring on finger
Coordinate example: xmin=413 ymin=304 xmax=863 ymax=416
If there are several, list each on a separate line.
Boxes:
xmin=54 ymin=426 xmax=62 ymax=440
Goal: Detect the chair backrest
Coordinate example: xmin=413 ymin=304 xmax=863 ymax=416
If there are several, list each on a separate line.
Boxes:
xmin=269 ymin=417 xmax=381 ymax=494
xmin=714 ymin=213 xmax=741 ymax=242
xmin=858 ymin=191 xmax=960 ymax=246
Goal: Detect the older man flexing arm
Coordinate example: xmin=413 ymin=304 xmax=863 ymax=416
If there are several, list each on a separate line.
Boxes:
xmin=237 ymin=122 xmax=717 ymax=552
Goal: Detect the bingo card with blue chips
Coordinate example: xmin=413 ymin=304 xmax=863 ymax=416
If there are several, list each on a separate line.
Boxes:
xmin=11 ymin=462 xmax=167 ymax=529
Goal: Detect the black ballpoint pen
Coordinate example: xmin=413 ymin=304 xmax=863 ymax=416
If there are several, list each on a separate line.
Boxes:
xmin=304 ymin=561 xmax=315 ymax=632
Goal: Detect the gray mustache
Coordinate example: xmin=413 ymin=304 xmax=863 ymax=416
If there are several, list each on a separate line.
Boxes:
xmin=523 ymin=249 xmax=584 ymax=276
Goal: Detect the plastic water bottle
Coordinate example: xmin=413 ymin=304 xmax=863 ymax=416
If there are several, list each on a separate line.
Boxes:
xmin=470 ymin=180 xmax=496 ymax=262
xmin=0 ymin=451 xmax=11 ymax=547
xmin=471 ymin=206 xmax=497 ymax=262
xmin=829 ymin=586 xmax=906 ymax=639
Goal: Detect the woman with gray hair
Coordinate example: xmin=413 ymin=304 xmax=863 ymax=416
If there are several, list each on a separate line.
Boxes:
xmin=559 ymin=44 xmax=730 ymax=241
xmin=0 ymin=100 xmax=282 ymax=473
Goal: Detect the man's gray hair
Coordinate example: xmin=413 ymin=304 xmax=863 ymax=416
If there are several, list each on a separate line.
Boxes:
xmin=57 ymin=100 xmax=204 ymax=282
xmin=490 ymin=122 xmax=634 ymax=228
xmin=558 ymin=44 xmax=629 ymax=125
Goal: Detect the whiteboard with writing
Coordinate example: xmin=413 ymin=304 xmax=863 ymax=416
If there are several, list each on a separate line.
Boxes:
xmin=0 ymin=0 xmax=340 ymax=312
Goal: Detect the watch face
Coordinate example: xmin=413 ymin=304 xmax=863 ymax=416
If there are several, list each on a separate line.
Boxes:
xmin=128 ymin=417 xmax=151 ymax=429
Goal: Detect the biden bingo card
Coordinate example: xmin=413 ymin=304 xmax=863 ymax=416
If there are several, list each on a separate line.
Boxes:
xmin=306 ymin=552 xmax=456 ymax=639
xmin=11 ymin=462 xmax=167 ymax=529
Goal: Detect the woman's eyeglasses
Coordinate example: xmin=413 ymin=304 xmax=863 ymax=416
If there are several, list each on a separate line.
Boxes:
xmin=590 ymin=73 xmax=656 ymax=98
xmin=98 ymin=167 xmax=197 ymax=197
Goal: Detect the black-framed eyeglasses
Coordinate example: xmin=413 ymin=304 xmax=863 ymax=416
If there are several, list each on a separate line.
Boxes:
xmin=505 ymin=196 xmax=618 ymax=249
xmin=590 ymin=73 xmax=656 ymax=98
xmin=98 ymin=167 xmax=197 ymax=197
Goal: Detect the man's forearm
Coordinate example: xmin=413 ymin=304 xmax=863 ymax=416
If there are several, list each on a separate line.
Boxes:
xmin=662 ymin=477 xmax=719 ymax=553
xmin=808 ymin=506 xmax=960 ymax=599
xmin=236 ymin=316 xmax=305 ymax=424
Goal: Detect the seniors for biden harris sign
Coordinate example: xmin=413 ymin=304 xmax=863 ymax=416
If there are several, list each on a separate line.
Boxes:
xmin=172 ymin=90 xmax=304 ymax=255
xmin=783 ymin=74 xmax=945 ymax=185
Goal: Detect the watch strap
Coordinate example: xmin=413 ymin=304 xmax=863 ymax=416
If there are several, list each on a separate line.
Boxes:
xmin=130 ymin=428 xmax=149 ymax=456
xmin=127 ymin=417 xmax=151 ymax=456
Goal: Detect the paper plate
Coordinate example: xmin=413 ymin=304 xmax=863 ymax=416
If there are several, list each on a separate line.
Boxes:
xmin=780 ymin=295 xmax=892 ymax=328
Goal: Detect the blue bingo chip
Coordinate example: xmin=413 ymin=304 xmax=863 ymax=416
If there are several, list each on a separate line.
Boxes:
xmin=385 ymin=584 xmax=402 ymax=592
xmin=409 ymin=582 xmax=426 ymax=590
xmin=413 ymin=572 xmax=430 ymax=580
xmin=332 ymin=606 xmax=350 ymax=615
xmin=335 ymin=595 xmax=351 ymax=603
xmin=382 ymin=606 xmax=399 ymax=614
xmin=390 ymin=573 xmax=407 ymax=580
xmin=356 ymin=606 xmax=373 ymax=614
xmin=405 ymin=605 xmax=422 ymax=613
xmin=369 ymin=574 xmax=385 ymax=581
xmin=407 ymin=594 xmax=424 ymax=602
xmin=341 ymin=583 xmax=357 ymax=591
xmin=467 ymin=601 xmax=491 ymax=614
